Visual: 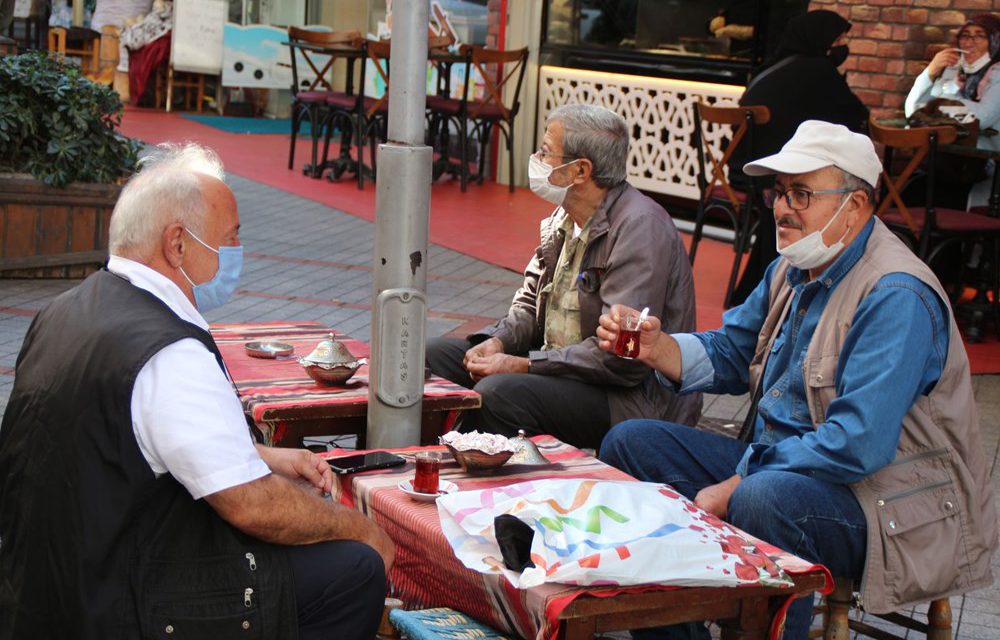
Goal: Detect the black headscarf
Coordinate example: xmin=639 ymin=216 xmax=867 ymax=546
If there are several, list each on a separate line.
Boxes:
xmin=768 ymin=10 xmax=851 ymax=64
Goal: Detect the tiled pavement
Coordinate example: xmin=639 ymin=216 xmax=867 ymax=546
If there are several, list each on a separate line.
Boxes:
xmin=0 ymin=172 xmax=997 ymax=638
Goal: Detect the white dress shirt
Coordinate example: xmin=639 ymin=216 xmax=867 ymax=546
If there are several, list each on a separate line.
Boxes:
xmin=107 ymin=256 xmax=270 ymax=500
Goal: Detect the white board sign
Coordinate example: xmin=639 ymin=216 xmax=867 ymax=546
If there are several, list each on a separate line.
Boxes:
xmin=171 ymin=0 xmax=226 ymax=75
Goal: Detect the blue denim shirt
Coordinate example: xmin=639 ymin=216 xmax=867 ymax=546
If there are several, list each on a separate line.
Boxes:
xmin=667 ymin=218 xmax=950 ymax=484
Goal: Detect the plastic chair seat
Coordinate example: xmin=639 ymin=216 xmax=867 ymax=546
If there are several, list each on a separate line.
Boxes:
xmin=324 ymin=92 xmax=358 ymax=109
xmin=425 ymin=95 xmax=460 ymax=112
xmin=295 ymin=91 xmax=336 ymax=103
xmin=707 ymin=184 xmax=749 ymax=204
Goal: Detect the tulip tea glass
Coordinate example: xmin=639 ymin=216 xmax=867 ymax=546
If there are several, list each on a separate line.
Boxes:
xmin=614 ymin=312 xmax=642 ymax=359
xmin=413 ymin=451 xmax=442 ymax=494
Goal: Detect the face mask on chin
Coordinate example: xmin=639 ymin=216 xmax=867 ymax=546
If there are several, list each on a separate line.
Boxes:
xmin=960 ymin=51 xmax=990 ymax=74
xmin=178 ymin=227 xmax=244 ymax=312
xmin=528 ymin=154 xmax=578 ymax=206
xmin=776 ymin=193 xmax=852 ymax=271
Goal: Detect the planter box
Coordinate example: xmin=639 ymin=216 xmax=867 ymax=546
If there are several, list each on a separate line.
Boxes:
xmin=0 ymin=175 xmax=121 ymax=278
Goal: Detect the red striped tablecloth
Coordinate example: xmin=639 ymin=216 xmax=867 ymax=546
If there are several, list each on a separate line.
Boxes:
xmin=209 ymin=322 xmax=479 ymax=443
xmin=324 ymin=436 xmax=831 ymax=640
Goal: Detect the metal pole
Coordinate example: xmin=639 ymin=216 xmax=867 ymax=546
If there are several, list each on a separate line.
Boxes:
xmin=367 ymin=0 xmax=432 ymax=448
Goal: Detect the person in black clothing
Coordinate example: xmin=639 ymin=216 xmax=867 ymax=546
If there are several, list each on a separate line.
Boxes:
xmin=728 ymin=9 xmax=869 ymax=306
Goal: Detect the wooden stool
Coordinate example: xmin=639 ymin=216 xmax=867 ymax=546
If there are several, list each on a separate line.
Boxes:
xmin=47 ymin=26 xmax=100 ymax=75
xmin=0 ymin=35 xmax=16 ymax=57
xmin=154 ymin=64 xmax=206 ymax=113
xmin=811 ymin=577 xmax=952 ymax=640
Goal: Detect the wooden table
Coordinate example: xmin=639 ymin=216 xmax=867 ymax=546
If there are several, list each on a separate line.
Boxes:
xmin=325 ymin=437 xmax=831 ymax=640
xmin=210 ymin=322 xmax=480 ymax=448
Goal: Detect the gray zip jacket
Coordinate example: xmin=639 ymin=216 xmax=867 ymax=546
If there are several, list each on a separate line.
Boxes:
xmin=749 ymin=218 xmax=997 ymax=613
xmin=472 ymin=182 xmax=702 ymax=428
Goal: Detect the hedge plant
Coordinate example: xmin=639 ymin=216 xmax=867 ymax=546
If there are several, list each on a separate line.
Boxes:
xmin=0 ymin=51 xmax=141 ymax=187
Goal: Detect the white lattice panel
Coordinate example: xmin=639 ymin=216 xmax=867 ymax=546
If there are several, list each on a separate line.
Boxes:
xmin=538 ymin=66 xmax=744 ymax=200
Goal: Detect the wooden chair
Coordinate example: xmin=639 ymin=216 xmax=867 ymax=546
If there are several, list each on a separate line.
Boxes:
xmin=869 ymin=116 xmax=1000 ymax=339
xmin=690 ymin=102 xmax=770 ymax=309
xmin=426 ymin=45 xmax=528 ymax=192
xmin=810 ymin=577 xmax=953 ymax=639
xmin=0 ymin=35 xmax=16 ymax=57
xmin=286 ymin=27 xmax=362 ymax=178
xmin=47 ymin=26 xmax=100 ymax=76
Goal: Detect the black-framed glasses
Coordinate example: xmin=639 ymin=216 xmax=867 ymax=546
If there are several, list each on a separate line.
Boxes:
xmin=534 ymin=149 xmax=576 ymax=163
xmin=958 ymin=33 xmax=989 ymax=42
xmin=762 ymin=187 xmax=853 ymax=211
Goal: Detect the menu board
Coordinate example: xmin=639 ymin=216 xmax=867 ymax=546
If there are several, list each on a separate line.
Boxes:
xmin=171 ymin=0 xmax=226 ymax=75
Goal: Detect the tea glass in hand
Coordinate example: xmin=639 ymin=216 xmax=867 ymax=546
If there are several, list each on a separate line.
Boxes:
xmin=412 ymin=451 xmax=442 ymax=494
xmin=614 ymin=312 xmax=642 ymax=359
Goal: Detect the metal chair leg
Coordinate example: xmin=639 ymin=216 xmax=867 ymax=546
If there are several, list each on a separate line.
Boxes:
xmin=288 ymin=106 xmax=300 ymax=170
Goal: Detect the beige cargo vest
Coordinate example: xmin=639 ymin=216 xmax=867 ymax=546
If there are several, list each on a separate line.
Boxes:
xmin=747 ymin=218 xmax=997 ymax=614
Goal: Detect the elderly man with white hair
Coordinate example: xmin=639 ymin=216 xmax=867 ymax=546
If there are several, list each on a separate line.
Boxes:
xmin=596 ymin=121 xmax=997 ymax=639
xmin=0 ymin=144 xmax=393 ymax=640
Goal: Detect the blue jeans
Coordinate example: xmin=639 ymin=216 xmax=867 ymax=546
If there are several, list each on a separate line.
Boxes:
xmin=599 ymin=420 xmax=868 ymax=640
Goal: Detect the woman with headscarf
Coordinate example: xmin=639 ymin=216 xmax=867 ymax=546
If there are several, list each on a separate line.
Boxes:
xmin=906 ymin=14 xmax=1000 ymax=216
xmin=905 ymin=13 xmax=1000 ymax=155
xmin=726 ymin=9 xmax=869 ymax=306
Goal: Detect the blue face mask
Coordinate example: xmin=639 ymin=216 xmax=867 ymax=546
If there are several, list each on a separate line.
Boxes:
xmin=179 ymin=228 xmax=243 ymax=312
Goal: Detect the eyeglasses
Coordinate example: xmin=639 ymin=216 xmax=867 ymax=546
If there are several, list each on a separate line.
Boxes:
xmin=762 ymin=187 xmax=853 ymax=211
xmin=958 ymin=33 xmax=989 ymax=42
xmin=534 ymin=150 xmax=576 ymax=163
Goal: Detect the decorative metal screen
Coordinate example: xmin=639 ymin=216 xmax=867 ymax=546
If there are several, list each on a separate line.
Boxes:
xmin=538 ymin=66 xmax=743 ymax=199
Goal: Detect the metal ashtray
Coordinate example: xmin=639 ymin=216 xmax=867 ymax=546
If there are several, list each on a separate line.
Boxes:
xmin=245 ymin=341 xmax=295 ymax=359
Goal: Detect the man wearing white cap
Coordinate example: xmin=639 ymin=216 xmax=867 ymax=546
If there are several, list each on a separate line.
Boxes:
xmin=594 ymin=121 xmax=997 ymax=639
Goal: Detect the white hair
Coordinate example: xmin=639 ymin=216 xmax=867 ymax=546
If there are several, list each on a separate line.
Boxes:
xmin=109 ymin=143 xmax=226 ymax=260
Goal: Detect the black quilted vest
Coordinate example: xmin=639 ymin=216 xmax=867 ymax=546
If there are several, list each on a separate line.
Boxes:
xmin=0 ymin=270 xmax=297 ymax=640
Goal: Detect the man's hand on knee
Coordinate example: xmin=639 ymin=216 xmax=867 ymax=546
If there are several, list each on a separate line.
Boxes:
xmin=694 ymin=474 xmax=742 ymax=519
xmin=466 ymin=353 xmax=529 ymax=381
xmin=463 ymin=337 xmax=504 ymax=371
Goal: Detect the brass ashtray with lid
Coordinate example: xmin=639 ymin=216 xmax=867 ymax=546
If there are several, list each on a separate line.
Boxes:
xmin=298 ymin=333 xmax=367 ymax=386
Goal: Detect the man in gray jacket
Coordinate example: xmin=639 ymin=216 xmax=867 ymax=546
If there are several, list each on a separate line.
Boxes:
xmin=426 ymin=104 xmax=700 ymax=450
xmin=597 ymin=121 xmax=997 ymax=639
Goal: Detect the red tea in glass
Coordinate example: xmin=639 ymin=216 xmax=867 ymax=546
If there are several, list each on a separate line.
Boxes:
xmin=614 ymin=313 xmax=642 ymax=359
xmin=413 ymin=451 xmax=441 ymax=494
xmin=614 ymin=329 xmax=640 ymax=358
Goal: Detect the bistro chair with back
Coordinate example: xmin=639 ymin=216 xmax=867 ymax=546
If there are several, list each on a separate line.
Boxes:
xmin=690 ymin=102 xmax=771 ymax=308
xmin=426 ymin=44 xmax=528 ymax=192
xmin=868 ymin=116 xmax=1000 ymax=339
xmin=286 ymin=27 xmax=362 ymax=178
xmin=322 ymin=37 xmax=392 ymax=190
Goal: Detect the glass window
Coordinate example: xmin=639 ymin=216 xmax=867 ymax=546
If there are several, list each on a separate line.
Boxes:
xmin=544 ymin=0 xmax=809 ymax=76
xmin=368 ymin=0 xmax=489 ymax=46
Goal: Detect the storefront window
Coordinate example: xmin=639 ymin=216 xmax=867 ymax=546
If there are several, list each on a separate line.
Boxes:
xmin=369 ymin=0 xmax=489 ymax=46
xmin=543 ymin=0 xmax=809 ymax=83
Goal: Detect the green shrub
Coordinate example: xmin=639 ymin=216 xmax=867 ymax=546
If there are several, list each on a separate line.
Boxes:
xmin=0 ymin=51 xmax=140 ymax=187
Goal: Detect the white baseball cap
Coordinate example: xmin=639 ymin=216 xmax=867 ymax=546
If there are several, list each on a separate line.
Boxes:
xmin=743 ymin=120 xmax=882 ymax=188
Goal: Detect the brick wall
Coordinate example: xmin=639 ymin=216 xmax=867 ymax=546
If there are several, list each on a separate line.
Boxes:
xmin=810 ymin=0 xmax=1000 ymax=115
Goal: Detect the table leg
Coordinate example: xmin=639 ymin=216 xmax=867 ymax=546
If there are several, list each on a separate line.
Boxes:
xmin=719 ymin=594 xmax=771 ymax=640
xmin=559 ymin=617 xmax=597 ymax=640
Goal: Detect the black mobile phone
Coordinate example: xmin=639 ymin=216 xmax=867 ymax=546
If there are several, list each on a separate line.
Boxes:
xmin=327 ymin=451 xmax=406 ymax=475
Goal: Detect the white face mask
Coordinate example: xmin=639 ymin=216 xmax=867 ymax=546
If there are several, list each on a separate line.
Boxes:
xmin=960 ymin=51 xmax=990 ymax=74
xmin=528 ymin=154 xmax=577 ymax=206
xmin=776 ymin=193 xmax=852 ymax=270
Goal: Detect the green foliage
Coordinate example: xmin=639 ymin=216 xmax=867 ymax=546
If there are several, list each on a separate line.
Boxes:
xmin=0 ymin=51 xmax=141 ymax=187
